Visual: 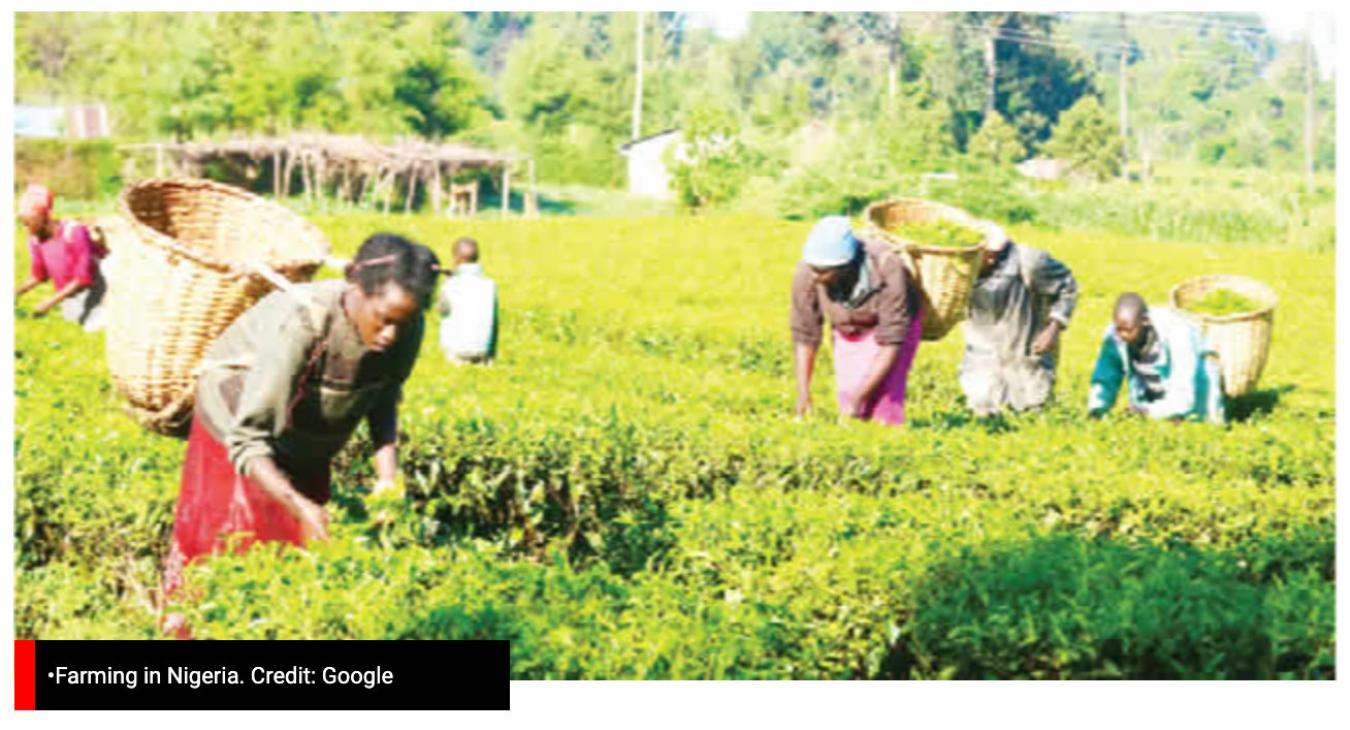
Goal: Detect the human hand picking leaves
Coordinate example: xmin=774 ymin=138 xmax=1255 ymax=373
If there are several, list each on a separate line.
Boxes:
xmin=367 ymin=475 xmax=407 ymax=526
xmin=1031 ymin=321 xmax=1063 ymax=356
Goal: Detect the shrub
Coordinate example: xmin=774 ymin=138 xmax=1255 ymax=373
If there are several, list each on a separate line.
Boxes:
xmin=968 ymin=112 xmax=1027 ymax=166
xmin=668 ymin=104 xmax=753 ymax=211
xmin=15 ymin=139 xmax=126 ymax=201
xmin=1044 ymin=96 xmax=1124 ymax=182
xmin=777 ymin=87 xmax=955 ymax=218
xmin=887 ymin=534 xmax=1334 ymax=679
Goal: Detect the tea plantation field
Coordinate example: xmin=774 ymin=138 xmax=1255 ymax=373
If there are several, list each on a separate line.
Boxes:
xmin=14 ymin=214 xmax=1335 ymax=678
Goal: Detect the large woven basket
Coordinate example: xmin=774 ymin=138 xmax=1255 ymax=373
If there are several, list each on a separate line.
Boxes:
xmin=107 ymin=178 xmax=330 ymax=436
xmin=1169 ymin=274 xmax=1277 ymax=399
xmin=862 ymin=198 xmax=993 ymax=341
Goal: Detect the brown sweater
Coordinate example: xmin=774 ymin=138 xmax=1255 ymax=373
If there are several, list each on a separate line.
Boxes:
xmin=194 ymin=279 xmax=423 ymax=476
xmin=789 ymin=237 xmax=919 ymax=346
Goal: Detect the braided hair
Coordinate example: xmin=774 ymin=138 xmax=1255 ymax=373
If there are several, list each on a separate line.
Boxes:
xmin=345 ymin=233 xmax=441 ymax=310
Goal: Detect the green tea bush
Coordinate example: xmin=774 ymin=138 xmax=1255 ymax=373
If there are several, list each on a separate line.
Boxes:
xmin=14 ymin=214 xmax=1335 ymax=679
xmin=887 ymin=534 xmax=1334 ymax=679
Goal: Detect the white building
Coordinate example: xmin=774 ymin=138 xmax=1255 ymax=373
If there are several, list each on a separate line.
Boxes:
xmin=619 ymin=129 xmax=680 ymax=200
xmin=14 ymin=104 xmax=111 ymax=139
xmin=1015 ymin=158 xmax=1070 ymax=181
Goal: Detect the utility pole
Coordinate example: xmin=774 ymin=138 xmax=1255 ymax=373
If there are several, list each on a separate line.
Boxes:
xmin=984 ymin=23 xmax=997 ymax=118
xmin=887 ymin=12 xmax=902 ymax=104
xmin=1304 ymin=13 xmax=1315 ymax=194
xmin=1119 ymin=13 xmax=1129 ymax=178
xmin=632 ymin=11 xmax=644 ymax=141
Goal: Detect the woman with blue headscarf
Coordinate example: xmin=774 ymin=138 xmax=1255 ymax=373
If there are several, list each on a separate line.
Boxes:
xmin=790 ymin=216 xmax=923 ymax=425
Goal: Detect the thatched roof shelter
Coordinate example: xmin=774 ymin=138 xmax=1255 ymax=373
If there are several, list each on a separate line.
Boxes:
xmin=120 ymin=133 xmax=536 ymax=216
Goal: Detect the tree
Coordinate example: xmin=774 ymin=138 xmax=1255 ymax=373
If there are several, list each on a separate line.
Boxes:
xmin=500 ymin=13 xmax=634 ymax=185
xmin=668 ymin=103 xmax=751 ymax=210
xmin=462 ymin=11 xmax=533 ymax=75
xmin=393 ymin=14 xmax=488 ymax=138
xmin=1044 ymin=95 xmax=1122 ymax=181
xmin=968 ymin=112 xmax=1027 ymax=165
xmin=15 ymin=13 xmax=83 ymax=102
xmin=94 ymin=14 xmax=227 ymax=139
xmin=966 ymin=12 xmax=1097 ymax=153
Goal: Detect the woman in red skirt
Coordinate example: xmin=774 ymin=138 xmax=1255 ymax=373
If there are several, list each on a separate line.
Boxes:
xmin=162 ymin=233 xmax=441 ymax=629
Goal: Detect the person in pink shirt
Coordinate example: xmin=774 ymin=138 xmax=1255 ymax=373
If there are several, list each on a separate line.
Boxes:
xmin=15 ymin=184 xmax=111 ymax=331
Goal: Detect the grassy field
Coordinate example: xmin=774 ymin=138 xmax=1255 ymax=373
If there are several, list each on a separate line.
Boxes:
xmin=14 ymin=213 xmax=1335 ymax=678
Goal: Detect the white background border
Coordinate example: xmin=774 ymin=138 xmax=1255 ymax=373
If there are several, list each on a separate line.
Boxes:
xmin=3 ymin=1 xmax=1347 ymax=727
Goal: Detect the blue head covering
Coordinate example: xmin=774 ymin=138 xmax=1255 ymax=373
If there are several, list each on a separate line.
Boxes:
xmin=801 ymin=216 xmax=860 ymax=267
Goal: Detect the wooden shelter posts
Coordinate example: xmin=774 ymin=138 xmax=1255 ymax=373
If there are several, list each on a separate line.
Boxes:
xmin=119 ymin=134 xmax=532 ymax=217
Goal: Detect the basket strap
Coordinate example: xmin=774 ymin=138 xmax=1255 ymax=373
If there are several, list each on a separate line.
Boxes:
xmin=191 ymin=355 xmax=255 ymax=378
xmin=237 ymin=258 xmax=349 ymax=332
xmin=238 ymin=257 xmax=350 ymax=289
xmin=239 ymin=259 xmax=310 ymax=301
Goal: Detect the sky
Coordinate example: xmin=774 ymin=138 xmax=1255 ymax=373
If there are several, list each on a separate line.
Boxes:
xmin=686 ymin=11 xmax=1334 ymax=77
xmin=687 ymin=11 xmax=750 ymax=40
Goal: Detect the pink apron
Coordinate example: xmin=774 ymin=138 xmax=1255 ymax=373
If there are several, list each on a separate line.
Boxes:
xmin=831 ymin=312 xmax=923 ymax=426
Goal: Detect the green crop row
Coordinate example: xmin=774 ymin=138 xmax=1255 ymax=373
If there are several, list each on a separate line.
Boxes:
xmin=14 ymin=213 xmax=1335 ymax=679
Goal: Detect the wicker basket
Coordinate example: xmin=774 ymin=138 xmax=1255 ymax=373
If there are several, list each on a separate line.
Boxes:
xmin=107 ymin=178 xmax=330 ymax=436
xmin=1169 ymin=274 xmax=1277 ymax=399
xmin=861 ymin=198 xmax=993 ymax=341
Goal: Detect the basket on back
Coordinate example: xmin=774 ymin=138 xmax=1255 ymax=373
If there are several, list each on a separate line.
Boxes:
xmin=861 ymin=198 xmax=993 ymax=341
xmin=107 ymin=178 xmax=330 ymax=436
xmin=1169 ymin=274 xmax=1277 ymax=399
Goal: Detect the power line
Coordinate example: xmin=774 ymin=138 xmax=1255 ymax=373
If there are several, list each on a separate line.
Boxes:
xmin=1039 ymin=10 xmax=1272 ymax=37
xmin=965 ymin=17 xmax=1262 ymax=58
xmin=961 ymin=18 xmax=1263 ymax=66
xmin=928 ymin=18 xmax=1261 ymax=73
xmin=1070 ymin=25 xmax=1270 ymax=65
xmin=1128 ymin=12 xmax=1271 ymax=35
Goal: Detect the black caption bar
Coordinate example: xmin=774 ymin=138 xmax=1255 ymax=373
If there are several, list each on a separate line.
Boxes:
xmin=31 ymin=640 xmax=509 ymax=710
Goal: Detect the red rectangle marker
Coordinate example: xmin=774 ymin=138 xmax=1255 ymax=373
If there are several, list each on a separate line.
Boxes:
xmin=15 ymin=640 xmax=36 ymax=711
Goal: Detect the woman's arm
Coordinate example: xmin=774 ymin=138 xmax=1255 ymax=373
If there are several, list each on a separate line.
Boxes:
xmin=367 ymin=395 xmax=399 ymax=490
xmin=844 ymin=344 xmax=901 ymax=417
xmin=790 ymin=264 xmax=824 ymax=419
xmin=15 ymin=275 xmax=42 ymax=300
xmin=245 ymin=455 xmax=329 ymax=541
xmin=794 ymin=341 xmax=818 ymax=418
xmin=33 ymin=279 xmax=88 ymax=316
xmin=23 ymin=240 xmax=49 ymax=300
xmin=370 ymin=313 xmax=423 ymax=492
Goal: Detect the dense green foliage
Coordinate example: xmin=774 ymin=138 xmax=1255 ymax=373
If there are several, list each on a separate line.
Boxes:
xmin=14 ymin=140 xmax=125 ymax=200
xmin=967 ymin=113 xmax=1027 ymax=166
xmin=14 ymin=213 xmax=1334 ymax=678
xmin=1044 ymin=96 xmax=1125 ymax=181
xmin=768 ymin=160 xmax=1333 ymax=256
xmin=17 ymin=11 xmax=1334 ymax=194
xmin=668 ymin=104 xmax=754 ymax=210
xmin=17 ymin=13 xmax=488 ymax=141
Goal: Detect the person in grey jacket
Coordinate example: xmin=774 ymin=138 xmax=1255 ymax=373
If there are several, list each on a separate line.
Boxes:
xmin=959 ymin=227 xmax=1078 ymax=417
